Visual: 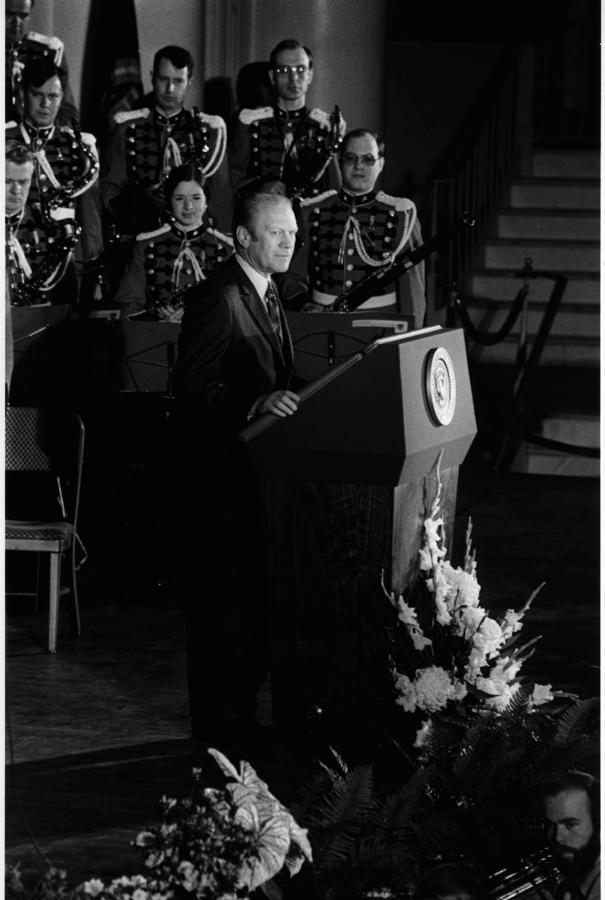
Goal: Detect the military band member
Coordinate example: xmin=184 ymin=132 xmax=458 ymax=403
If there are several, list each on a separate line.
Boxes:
xmin=229 ymin=39 xmax=346 ymax=201
xmin=114 ymin=165 xmax=233 ymax=322
xmin=289 ymin=129 xmax=426 ymax=328
xmin=6 ymin=58 xmax=103 ymax=277
xmin=5 ymin=0 xmax=79 ymax=126
xmin=100 ymin=45 xmax=231 ymax=236
xmin=5 ymin=139 xmax=79 ymax=307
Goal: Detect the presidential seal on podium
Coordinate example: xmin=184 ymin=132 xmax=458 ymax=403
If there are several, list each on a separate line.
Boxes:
xmin=426 ymin=346 xmax=457 ymax=426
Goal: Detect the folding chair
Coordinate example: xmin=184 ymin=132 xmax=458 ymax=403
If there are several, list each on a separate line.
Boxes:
xmin=5 ymin=406 xmax=85 ymax=652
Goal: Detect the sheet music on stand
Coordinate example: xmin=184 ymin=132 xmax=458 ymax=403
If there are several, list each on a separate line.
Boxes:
xmin=286 ymin=309 xmax=414 ymax=381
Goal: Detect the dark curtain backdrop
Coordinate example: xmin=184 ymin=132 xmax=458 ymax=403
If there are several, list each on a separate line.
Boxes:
xmin=80 ymin=0 xmax=144 ymax=147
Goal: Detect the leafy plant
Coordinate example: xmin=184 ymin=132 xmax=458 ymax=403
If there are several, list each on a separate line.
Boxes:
xmin=6 ymin=750 xmax=312 ymax=900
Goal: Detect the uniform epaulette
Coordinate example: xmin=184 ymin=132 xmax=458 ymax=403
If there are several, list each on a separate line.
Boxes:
xmin=5 ymin=121 xmax=18 ymax=131
xmin=239 ymin=106 xmax=274 ymax=126
xmin=309 ymin=107 xmax=347 ymax=134
xmin=114 ymin=108 xmax=150 ymax=126
xmin=136 ymin=224 xmax=170 ymax=242
xmin=25 ymin=31 xmax=63 ymax=55
xmin=300 ymin=189 xmax=338 ymax=208
xmin=57 ymin=126 xmax=97 ymax=147
xmin=376 ymin=191 xmax=416 ymax=213
xmin=208 ymin=228 xmax=234 ymax=247
xmin=49 ymin=207 xmax=75 ymax=222
xmin=81 ymin=131 xmax=98 ymax=149
xmin=194 ymin=111 xmax=227 ymax=130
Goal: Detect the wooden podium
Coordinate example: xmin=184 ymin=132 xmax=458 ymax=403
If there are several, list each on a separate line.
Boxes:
xmin=240 ymin=326 xmax=477 ymax=755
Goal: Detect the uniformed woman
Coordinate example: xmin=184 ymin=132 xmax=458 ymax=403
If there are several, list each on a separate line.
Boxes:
xmin=113 ymin=164 xmax=233 ymax=322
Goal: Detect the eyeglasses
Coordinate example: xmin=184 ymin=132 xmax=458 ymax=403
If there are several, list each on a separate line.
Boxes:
xmin=273 ymin=65 xmax=309 ymax=77
xmin=341 ymin=153 xmax=381 ymax=168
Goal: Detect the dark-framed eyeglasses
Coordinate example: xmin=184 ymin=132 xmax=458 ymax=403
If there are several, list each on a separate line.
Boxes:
xmin=341 ymin=153 xmax=381 ymax=168
xmin=273 ymin=64 xmax=309 ymax=77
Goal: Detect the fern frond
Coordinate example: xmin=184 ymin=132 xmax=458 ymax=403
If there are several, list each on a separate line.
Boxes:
xmin=302 ymin=764 xmax=377 ymax=873
xmin=552 ymin=697 xmax=600 ymax=745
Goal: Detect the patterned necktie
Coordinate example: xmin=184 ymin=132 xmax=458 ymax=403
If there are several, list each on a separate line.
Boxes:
xmin=265 ymin=279 xmax=283 ymax=344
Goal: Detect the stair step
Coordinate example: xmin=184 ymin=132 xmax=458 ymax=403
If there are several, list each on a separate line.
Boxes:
xmin=496 ymin=209 xmax=599 ymax=240
xmin=460 ymin=303 xmax=599 ymax=338
xmin=541 ymin=413 xmax=600 ymax=447
xmin=511 ymin=442 xmax=600 ymax=476
xmin=464 ymin=149 xmax=600 ymax=376
xmin=511 ymin=414 xmax=600 ymax=477
xmin=470 ymin=269 xmax=600 ymax=304
xmin=509 ymin=179 xmax=600 ymax=209
xmin=532 ymin=149 xmax=600 ymax=178
xmin=469 ymin=335 xmax=600 ymax=367
xmin=481 ymin=238 xmax=599 ymax=271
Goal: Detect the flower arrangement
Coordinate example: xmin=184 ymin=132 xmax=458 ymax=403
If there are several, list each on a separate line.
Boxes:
xmin=386 ymin=472 xmax=560 ymax=736
xmin=6 ymin=749 xmax=312 ymax=900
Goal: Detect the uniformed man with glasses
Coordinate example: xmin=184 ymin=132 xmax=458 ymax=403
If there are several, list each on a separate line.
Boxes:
xmin=289 ymin=128 xmax=426 ymax=328
xmin=229 ymin=38 xmax=346 ymax=201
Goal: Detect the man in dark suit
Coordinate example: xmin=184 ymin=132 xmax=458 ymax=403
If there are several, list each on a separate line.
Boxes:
xmin=176 ymin=190 xmax=300 ymax=747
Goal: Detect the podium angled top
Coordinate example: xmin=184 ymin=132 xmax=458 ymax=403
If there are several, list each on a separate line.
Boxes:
xmin=240 ymin=326 xmax=477 ymax=485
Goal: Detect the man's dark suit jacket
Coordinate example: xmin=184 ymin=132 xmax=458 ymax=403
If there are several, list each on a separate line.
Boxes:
xmin=176 ymin=254 xmax=295 ymax=436
xmin=175 ymin=256 xmax=295 ymax=730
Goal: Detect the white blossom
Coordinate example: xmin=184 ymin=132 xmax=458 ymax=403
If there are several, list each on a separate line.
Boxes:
xmin=414 ymin=719 xmax=432 ymax=747
xmin=396 ymin=597 xmax=432 ymax=650
xmin=473 ymin=658 xmax=522 ymax=711
xmin=441 ymin=562 xmax=481 ymax=610
xmin=396 ymin=666 xmax=467 ymax=714
xmin=431 ymin=567 xmax=453 ymax=625
xmin=465 ymin=614 xmax=505 ymax=663
xmin=177 ymin=861 xmax=198 ymax=891
xmin=500 ymin=608 xmax=525 ymax=640
xmin=483 ymin=681 xmax=520 ymax=711
xmin=528 ymin=683 xmax=554 ymax=710
xmin=394 ymin=672 xmax=417 ymax=712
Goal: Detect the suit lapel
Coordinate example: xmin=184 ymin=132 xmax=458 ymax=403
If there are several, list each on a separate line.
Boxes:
xmin=230 ymin=257 xmax=290 ymax=364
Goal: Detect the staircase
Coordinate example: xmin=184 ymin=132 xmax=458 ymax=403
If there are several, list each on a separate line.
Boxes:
xmin=464 ymin=147 xmax=600 ymax=475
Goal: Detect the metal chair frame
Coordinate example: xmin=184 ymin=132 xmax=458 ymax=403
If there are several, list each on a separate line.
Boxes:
xmin=5 ymin=406 xmax=85 ymax=652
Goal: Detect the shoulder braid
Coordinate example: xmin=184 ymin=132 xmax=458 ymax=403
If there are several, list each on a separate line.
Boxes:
xmin=376 ymin=190 xmax=416 ymax=213
xmin=238 ymin=106 xmax=274 ymax=126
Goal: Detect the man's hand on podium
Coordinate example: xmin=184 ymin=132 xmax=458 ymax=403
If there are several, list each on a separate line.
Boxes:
xmin=256 ymin=389 xmax=300 ymax=418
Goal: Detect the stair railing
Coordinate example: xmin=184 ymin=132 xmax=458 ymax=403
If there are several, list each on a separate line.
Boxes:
xmin=423 ymin=45 xmax=521 ymax=314
xmin=450 ymin=263 xmax=599 ymax=471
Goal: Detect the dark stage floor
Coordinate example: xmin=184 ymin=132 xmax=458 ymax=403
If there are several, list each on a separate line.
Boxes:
xmin=4 ymin=458 xmax=601 ymax=888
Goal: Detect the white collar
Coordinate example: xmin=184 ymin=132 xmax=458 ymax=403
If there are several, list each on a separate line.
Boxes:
xmin=235 ymin=254 xmax=271 ymax=301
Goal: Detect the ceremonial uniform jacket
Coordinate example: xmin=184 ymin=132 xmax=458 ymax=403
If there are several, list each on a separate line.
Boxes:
xmin=5 ymin=32 xmax=79 ymax=126
xmin=5 ymin=208 xmax=79 ymax=307
xmin=290 ymin=187 xmax=426 ymax=327
xmin=100 ymin=105 xmax=231 ymax=233
xmin=114 ymin=217 xmax=234 ymax=322
xmin=6 ymin=119 xmax=102 ymax=263
xmin=228 ymin=104 xmax=346 ymax=199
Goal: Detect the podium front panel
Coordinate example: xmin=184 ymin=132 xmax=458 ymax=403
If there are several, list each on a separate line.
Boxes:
xmin=241 ymin=327 xmax=477 ymax=485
